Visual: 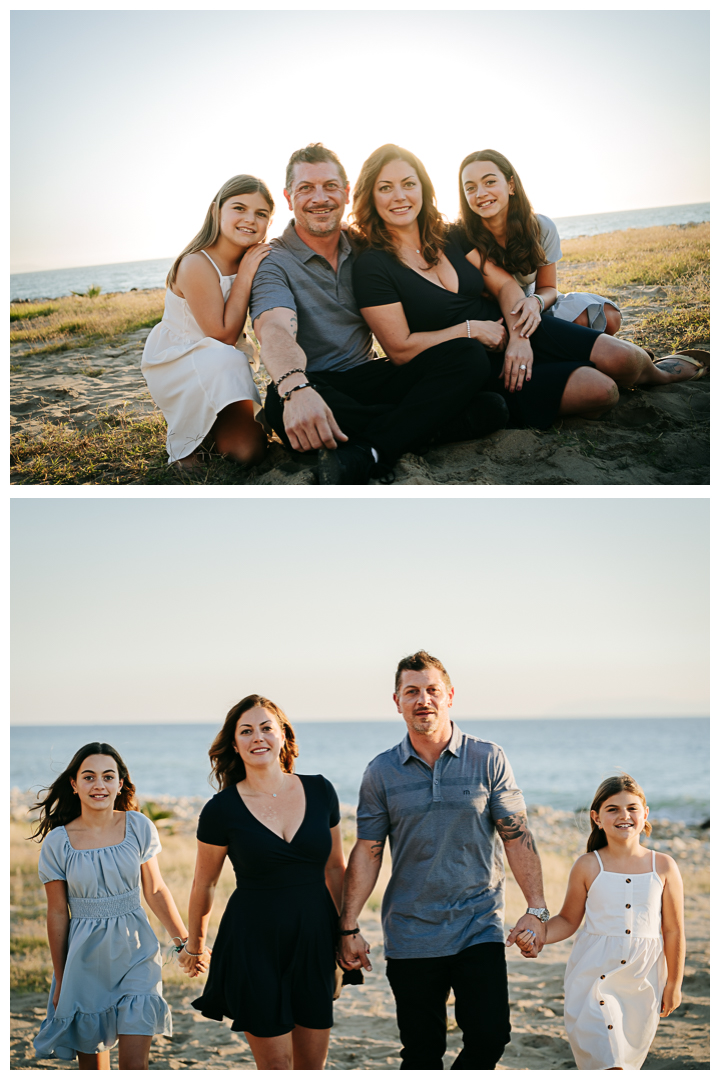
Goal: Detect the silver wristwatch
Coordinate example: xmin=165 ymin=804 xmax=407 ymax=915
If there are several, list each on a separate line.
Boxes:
xmin=526 ymin=907 xmax=550 ymax=922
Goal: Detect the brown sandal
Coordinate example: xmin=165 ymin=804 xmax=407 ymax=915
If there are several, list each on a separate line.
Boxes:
xmin=653 ymin=349 xmax=710 ymax=381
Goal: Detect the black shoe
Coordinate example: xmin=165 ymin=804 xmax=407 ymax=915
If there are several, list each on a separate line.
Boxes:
xmin=433 ymin=392 xmax=509 ymax=445
xmin=317 ymin=440 xmax=375 ymax=485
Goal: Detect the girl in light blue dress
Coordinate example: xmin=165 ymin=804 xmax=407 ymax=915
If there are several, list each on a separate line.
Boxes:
xmin=31 ymin=742 xmax=194 ymax=1069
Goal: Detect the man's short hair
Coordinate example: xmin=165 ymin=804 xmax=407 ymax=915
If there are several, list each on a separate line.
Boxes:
xmin=394 ymin=650 xmax=452 ymax=693
xmin=285 ymin=143 xmax=348 ymax=192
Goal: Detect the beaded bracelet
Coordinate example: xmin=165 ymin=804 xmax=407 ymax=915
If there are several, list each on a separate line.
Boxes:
xmin=280 ymin=382 xmax=312 ymax=403
xmin=534 ymin=293 xmax=545 ymax=314
xmin=339 ymin=926 xmax=360 ymax=936
xmin=275 ymin=368 xmax=305 ymax=391
xmin=466 ymin=320 xmax=472 ymax=338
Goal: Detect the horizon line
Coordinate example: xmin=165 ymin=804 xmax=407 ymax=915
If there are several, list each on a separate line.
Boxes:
xmin=11 ymin=715 xmax=710 ymax=727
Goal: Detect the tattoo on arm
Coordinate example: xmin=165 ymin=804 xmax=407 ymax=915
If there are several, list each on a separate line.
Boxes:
xmin=496 ymin=813 xmax=538 ymax=853
xmin=289 ymin=315 xmax=297 ymax=340
xmin=370 ymin=841 xmax=384 ymax=861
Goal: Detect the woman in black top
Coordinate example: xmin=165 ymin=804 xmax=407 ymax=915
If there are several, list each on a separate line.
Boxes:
xmin=179 ymin=695 xmax=347 ymax=1070
xmin=351 ymin=144 xmax=633 ymax=430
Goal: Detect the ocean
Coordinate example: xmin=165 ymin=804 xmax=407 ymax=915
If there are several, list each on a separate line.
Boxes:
xmin=10 ymin=202 xmax=710 ymax=302
xmin=10 ymin=718 xmax=709 ymax=824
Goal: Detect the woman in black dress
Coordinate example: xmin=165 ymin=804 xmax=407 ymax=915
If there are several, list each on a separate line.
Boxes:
xmin=180 ymin=695 xmax=346 ymax=1070
xmin=350 ymin=144 xmax=652 ymax=429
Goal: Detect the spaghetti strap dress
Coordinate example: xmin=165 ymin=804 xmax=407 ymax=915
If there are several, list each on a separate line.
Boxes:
xmin=563 ymin=849 xmax=667 ymax=1070
xmin=191 ymin=774 xmax=340 ymax=1038
xmin=34 ymin=811 xmax=171 ymax=1061
xmin=141 ymin=250 xmax=266 ymax=463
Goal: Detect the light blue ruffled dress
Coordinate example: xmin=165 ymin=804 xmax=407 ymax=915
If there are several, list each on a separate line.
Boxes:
xmin=34 ymin=811 xmax=172 ymax=1061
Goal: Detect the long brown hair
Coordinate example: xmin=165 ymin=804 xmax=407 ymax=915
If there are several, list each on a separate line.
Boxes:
xmin=167 ymin=174 xmax=274 ymax=288
xmin=458 ymin=149 xmax=546 ymax=275
xmin=30 ymin=743 xmax=139 ymax=842
xmin=350 ymin=144 xmax=448 ymax=267
xmin=586 ymin=774 xmax=652 ymax=852
xmin=208 ymin=694 xmax=299 ymax=790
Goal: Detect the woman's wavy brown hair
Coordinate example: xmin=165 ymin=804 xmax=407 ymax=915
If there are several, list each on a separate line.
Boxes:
xmin=29 ymin=743 xmax=139 ymax=842
xmin=167 ymin=174 xmax=274 ymax=288
xmin=349 ymin=144 xmax=447 ymax=267
xmin=586 ymin=774 xmax=652 ymax=852
xmin=458 ymin=149 xmax=547 ymax=276
xmin=208 ymin=694 xmax=299 ymax=790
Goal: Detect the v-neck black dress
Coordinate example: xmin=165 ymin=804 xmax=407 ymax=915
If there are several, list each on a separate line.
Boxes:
xmin=191 ymin=775 xmax=340 ymax=1037
xmin=352 ymin=233 xmax=601 ymax=429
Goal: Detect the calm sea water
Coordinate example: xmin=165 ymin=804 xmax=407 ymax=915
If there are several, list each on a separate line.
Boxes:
xmin=10 ymin=719 xmax=709 ymax=824
xmin=10 ymin=202 xmax=710 ymax=302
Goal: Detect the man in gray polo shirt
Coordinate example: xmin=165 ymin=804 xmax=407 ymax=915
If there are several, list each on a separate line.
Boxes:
xmin=339 ymin=650 xmax=549 ymax=1070
xmin=250 ymin=143 xmax=506 ymax=485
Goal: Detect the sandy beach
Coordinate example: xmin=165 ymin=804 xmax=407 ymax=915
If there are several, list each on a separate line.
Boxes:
xmin=10 ymin=228 xmax=711 ymax=484
xmin=10 ymin=802 xmax=709 ymax=1070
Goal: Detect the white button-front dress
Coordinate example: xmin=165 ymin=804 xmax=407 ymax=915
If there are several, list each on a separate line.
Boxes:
xmin=564 ymin=849 xmax=667 ymax=1070
xmin=142 ymin=250 xmax=265 ymax=463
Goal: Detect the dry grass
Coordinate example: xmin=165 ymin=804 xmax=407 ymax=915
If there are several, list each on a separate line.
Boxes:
xmin=10 ymin=289 xmax=165 ymax=356
xmin=558 ymin=222 xmax=709 ymax=288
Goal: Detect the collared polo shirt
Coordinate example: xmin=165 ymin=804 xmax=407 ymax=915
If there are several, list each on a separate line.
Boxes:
xmin=249 ymin=221 xmax=377 ymax=373
xmin=356 ymin=722 xmax=526 ymax=959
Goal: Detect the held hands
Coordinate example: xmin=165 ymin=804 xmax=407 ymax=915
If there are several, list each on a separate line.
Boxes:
xmin=505 ymin=914 xmax=546 ymax=958
xmin=338 ymin=931 xmax=373 ymax=973
xmin=469 ymin=318 xmax=508 ymax=352
xmin=178 ymin=944 xmax=212 ymax=978
xmin=283 ymin=386 xmax=348 ymax=452
xmin=510 ymin=295 xmax=543 ymax=338
xmin=501 ymin=335 xmax=534 ymax=392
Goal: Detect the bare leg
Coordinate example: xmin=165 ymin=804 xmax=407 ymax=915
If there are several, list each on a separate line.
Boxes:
xmin=117 ymin=1034 xmax=152 ymax=1070
xmin=77 ymin=1050 xmax=111 ymax=1069
xmin=212 ymin=400 xmax=266 ymax=465
xmin=558 ymin=367 xmax=619 ymax=419
xmin=244 ymin=1031 xmax=294 ymax=1070
xmin=574 ymin=304 xmax=622 ymax=336
xmin=588 ymin=335 xmax=705 ymax=388
xmin=291 ymin=1025 xmax=331 ymax=1069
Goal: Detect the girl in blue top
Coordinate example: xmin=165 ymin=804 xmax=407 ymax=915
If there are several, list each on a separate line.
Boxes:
xmin=31 ymin=742 xmax=197 ymax=1069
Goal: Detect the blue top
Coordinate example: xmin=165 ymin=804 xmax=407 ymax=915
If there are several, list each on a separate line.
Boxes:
xmin=249 ymin=221 xmax=376 ymax=373
xmin=356 ymin=722 xmax=526 ymax=959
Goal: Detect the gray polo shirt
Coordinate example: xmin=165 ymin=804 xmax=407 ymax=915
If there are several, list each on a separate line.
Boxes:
xmin=249 ymin=221 xmax=376 ymax=373
xmin=356 ymin=722 xmax=526 ymax=959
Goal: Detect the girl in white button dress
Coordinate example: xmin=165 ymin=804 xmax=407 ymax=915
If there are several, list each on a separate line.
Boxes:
xmin=142 ymin=175 xmax=273 ymax=468
xmin=31 ymin=742 xmax=194 ymax=1069
xmin=514 ymin=775 xmax=685 ymax=1070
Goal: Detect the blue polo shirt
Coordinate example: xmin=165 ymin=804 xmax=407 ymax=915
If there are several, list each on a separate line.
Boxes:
xmin=356 ymin=722 xmax=526 ymax=959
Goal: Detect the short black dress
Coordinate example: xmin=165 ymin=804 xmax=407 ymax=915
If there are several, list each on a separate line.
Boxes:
xmin=352 ymin=231 xmax=603 ymax=429
xmin=191 ymin=775 xmax=340 ymax=1038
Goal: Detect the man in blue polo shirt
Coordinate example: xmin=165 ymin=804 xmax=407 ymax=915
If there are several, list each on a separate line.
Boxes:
xmin=250 ymin=143 xmax=507 ymax=485
xmin=339 ymin=650 xmax=549 ymax=1070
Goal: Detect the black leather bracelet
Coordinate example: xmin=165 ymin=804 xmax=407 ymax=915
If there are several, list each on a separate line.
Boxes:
xmin=280 ymin=382 xmax=311 ymax=403
xmin=339 ymin=926 xmax=360 ymax=936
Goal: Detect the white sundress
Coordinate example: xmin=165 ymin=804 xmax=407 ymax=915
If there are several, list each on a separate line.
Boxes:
xmin=34 ymin=812 xmax=171 ymax=1061
xmin=564 ymin=849 xmax=667 ymax=1070
xmin=141 ymin=250 xmax=265 ymax=463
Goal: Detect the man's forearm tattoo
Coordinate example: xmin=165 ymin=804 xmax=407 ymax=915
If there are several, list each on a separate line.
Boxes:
xmin=496 ymin=813 xmax=538 ymax=854
xmin=370 ymin=841 xmax=384 ymax=861
xmin=289 ymin=315 xmax=298 ymax=339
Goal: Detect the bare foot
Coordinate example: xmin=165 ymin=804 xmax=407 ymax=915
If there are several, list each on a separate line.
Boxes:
xmin=174 ymin=452 xmax=203 ymax=471
xmin=653 ymin=351 xmax=709 ymax=383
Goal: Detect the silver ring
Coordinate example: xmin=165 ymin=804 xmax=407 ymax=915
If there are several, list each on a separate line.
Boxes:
xmin=520 ymin=364 xmax=527 ymax=371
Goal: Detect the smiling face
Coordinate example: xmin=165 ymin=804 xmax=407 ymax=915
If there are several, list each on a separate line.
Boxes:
xmin=461 ymin=159 xmax=514 ymax=226
xmin=394 ymin=666 xmax=454 ymax=737
xmin=218 ymin=190 xmax=272 ymax=248
xmin=591 ymin=790 xmax=649 ymax=842
xmin=234 ymin=706 xmax=285 ymax=769
xmin=285 ymin=161 xmax=349 ymax=238
xmin=373 ymin=158 xmax=424 ymax=230
xmin=70 ymin=754 xmax=122 ymax=812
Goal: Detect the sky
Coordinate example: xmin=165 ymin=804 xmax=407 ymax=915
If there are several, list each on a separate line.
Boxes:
xmin=11 ymin=8 xmax=710 ymax=271
xmin=11 ymin=497 xmax=709 ymax=725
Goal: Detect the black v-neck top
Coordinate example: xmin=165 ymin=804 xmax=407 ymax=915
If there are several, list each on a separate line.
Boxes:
xmin=352 ymin=232 xmax=503 ymax=332
xmin=197 ymin=774 xmax=340 ymax=891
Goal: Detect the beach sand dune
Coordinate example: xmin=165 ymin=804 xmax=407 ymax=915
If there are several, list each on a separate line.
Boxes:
xmin=10 ymin=808 xmax=709 ymax=1070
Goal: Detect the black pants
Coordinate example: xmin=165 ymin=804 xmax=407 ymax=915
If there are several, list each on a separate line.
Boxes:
xmin=385 ymin=942 xmax=511 ymax=1070
xmin=264 ymin=338 xmax=490 ymax=465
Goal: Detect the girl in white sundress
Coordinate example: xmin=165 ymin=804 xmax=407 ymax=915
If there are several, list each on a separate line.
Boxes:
xmin=142 ymin=174 xmax=274 ymax=470
xmin=31 ymin=742 xmax=202 ymax=1069
xmin=511 ymin=774 xmax=685 ymax=1070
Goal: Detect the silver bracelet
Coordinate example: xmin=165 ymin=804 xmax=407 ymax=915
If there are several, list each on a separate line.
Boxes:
xmin=183 ymin=943 xmax=205 ymax=957
xmin=534 ymin=293 xmax=545 ymax=314
xmin=466 ymin=320 xmax=472 ymax=338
